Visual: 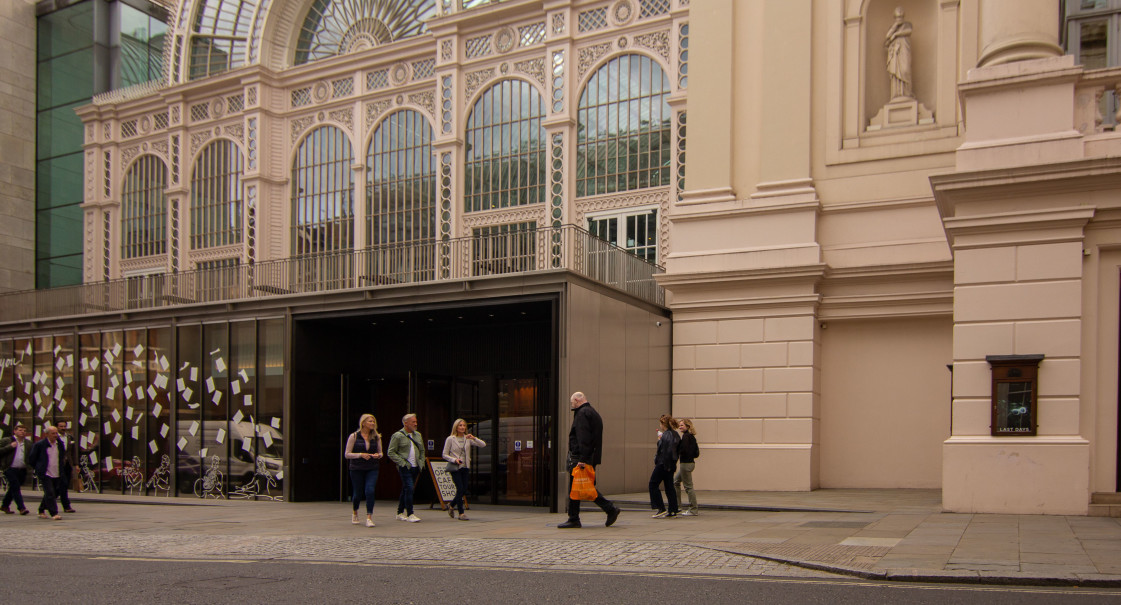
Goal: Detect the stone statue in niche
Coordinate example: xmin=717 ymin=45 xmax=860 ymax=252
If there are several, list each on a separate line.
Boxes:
xmin=885 ymin=7 xmax=913 ymax=100
xmin=868 ymin=6 xmax=934 ymax=131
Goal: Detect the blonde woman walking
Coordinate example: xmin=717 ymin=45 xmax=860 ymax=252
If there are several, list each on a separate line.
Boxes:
xmin=675 ymin=418 xmax=700 ymax=516
xmin=442 ymin=418 xmax=485 ymax=520
xmin=344 ymin=414 xmax=383 ymax=527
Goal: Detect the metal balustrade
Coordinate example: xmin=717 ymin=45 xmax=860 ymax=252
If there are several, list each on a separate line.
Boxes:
xmin=0 ymin=225 xmax=664 ymax=323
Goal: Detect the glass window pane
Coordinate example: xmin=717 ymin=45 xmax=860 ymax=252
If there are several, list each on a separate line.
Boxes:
xmin=36 ymin=205 xmax=83 ymax=258
xmin=37 ymin=153 xmax=84 ymax=209
xmin=37 ymin=3 xmax=94 ymax=60
xmin=1080 ymin=20 xmax=1109 ymax=69
xmin=37 ymin=101 xmax=88 ymax=161
xmin=177 ymin=325 xmax=202 ymax=497
xmin=38 ymin=50 xmax=95 ymax=110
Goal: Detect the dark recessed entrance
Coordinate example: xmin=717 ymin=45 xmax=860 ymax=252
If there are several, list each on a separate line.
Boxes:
xmin=290 ymin=297 xmax=556 ymax=508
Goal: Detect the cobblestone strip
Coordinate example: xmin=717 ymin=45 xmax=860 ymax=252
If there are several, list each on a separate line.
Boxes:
xmin=0 ymin=528 xmax=835 ymax=577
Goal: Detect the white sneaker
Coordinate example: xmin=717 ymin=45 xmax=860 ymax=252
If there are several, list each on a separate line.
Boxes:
xmin=365 ymin=518 xmax=375 ymax=527
xmin=351 ymin=513 xmax=360 ymax=524
xmin=406 ymin=513 xmax=421 ymax=523
xmin=396 ymin=513 xmax=408 ymax=521
xmin=679 ymin=510 xmax=697 ymax=517
xmin=652 ymin=510 xmax=669 ymax=519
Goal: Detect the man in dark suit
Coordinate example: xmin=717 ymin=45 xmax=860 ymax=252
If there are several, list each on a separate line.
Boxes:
xmin=55 ymin=421 xmax=77 ymax=513
xmin=0 ymin=424 xmax=31 ymax=515
xmin=558 ymin=392 xmax=620 ymax=529
xmin=27 ymin=425 xmax=65 ymax=520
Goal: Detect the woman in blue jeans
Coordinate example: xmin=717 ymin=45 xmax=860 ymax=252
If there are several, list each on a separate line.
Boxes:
xmin=442 ymin=418 xmax=486 ymax=520
xmin=344 ymin=414 xmax=383 ymax=527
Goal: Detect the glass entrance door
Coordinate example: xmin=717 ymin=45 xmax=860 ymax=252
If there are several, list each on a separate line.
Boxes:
xmin=496 ymin=378 xmax=545 ymax=505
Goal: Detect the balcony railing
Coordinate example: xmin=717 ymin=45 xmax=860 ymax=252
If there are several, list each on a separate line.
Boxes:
xmin=0 ymin=225 xmax=664 ymax=323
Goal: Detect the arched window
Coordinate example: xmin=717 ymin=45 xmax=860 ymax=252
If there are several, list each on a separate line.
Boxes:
xmin=464 ymin=79 xmax=546 ymax=212
xmin=576 ymin=54 xmax=671 ymax=197
xmin=295 ymin=0 xmax=436 ymax=65
xmin=190 ymin=139 xmax=244 ymax=249
xmin=188 ymin=0 xmax=257 ymax=80
xmin=368 ymin=110 xmax=434 ymax=247
xmin=292 ymin=126 xmax=354 ymax=255
xmin=121 ymin=155 xmax=168 ymax=259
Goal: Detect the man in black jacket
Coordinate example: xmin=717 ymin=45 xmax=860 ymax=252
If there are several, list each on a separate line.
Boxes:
xmin=27 ymin=425 xmax=65 ymax=520
xmin=558 ymin=392 xmax=620 ymax=529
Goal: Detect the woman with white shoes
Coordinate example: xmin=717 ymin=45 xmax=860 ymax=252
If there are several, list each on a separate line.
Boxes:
xmin=442 ymin=418 xmax=485 ymax=520
xmin=648 ymin=414 xmax=680 ymax=519
xmin=344 ymin=414 xmax=383 ymax=527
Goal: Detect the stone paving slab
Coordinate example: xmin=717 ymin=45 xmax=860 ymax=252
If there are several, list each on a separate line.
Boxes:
xmin=8 ymin=489 xmax=1121 ymax=586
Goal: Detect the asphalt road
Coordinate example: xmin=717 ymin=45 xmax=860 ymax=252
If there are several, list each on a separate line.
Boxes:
xmin=6 ymin=554 xmax=1121 ymax=604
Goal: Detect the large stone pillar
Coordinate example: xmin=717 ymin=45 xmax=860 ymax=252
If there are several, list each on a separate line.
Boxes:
xmin=662 ymin=0 xmax=823 ymax=491
xmin=977 ymin=0 xmax=1062 ymax=67
xmin=678 ymin=0 xmax=735 ymax=205
xmin=0 ymin=0 xmax=36 ymax=291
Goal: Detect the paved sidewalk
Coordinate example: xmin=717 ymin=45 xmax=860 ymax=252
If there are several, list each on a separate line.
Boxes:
xmin=2 ymin=488 xmax=1119 ymax=586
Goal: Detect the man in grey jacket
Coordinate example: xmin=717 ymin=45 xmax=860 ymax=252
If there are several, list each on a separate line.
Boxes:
xmin=0 ymin=424 xmax=31 ymax=515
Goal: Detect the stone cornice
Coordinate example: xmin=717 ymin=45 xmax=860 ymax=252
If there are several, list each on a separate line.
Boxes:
xmin=656 ymin=263 xmax=827 ymax=288
xmin=931 ymin=156 xmax=1121 ymax=219
xmin=942 ymin=207 xmax=1094 ymax=249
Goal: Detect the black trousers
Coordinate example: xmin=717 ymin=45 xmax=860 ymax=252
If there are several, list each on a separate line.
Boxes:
xmin=2 ymin=467 xmax=26 ymax=510
xmin=648 ymin=465 xmax=678 ymax=513
xmin=566 ymin=466 xmax=615 ymax=521
xmin=38 ymin=475 xmax=63 ymax=516
xmin=58 ymin=468 xmax=71 ymax=510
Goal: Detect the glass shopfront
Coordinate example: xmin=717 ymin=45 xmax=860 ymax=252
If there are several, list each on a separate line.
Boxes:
xmin=0 ymin=318 xmax=285 ymax=501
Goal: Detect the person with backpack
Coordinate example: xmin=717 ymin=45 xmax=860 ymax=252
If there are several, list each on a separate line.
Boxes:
xmin=675 ymin=418 xmax=700 ymax=516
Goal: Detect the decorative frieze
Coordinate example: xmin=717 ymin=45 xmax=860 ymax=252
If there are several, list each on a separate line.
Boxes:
xmin=462 ymin=205 xmax=546 ymax=229
xmin=633 ymin=29 xmax=670 ymax=60
xmin=327 ymin=107 xmax=354 ymax=131
xmin=365 ymin=99 xmax=394 ymax=130
xmin=407 ymin=91 xmax=436 ymax=118
xmin=188 ymin=245 xmax=243 ymax=264
xmin=190 ymin=130 xmax=213 ymax=156
xmin=464 ymin=67 xmax=496 ymax=104
xmin=122 ymin=145 xmax=141 ymax=165
xmin=223 ymin=123 xmax=245 ymax=144
xmin=290 ymin=115 xmax=317 ymax=143
xmin=578 ymin=42 xmax=613 ymax=78
xmin=514 ymin=57 xmax=546 ymax=87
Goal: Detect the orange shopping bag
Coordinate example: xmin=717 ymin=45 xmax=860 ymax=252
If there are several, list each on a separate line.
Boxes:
xmin=569 ymin=465 xmax=598 ymax=501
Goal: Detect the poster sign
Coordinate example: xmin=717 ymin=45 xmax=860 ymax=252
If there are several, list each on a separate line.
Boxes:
xmin=426 ymin=457 xmax=459 ymax=511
